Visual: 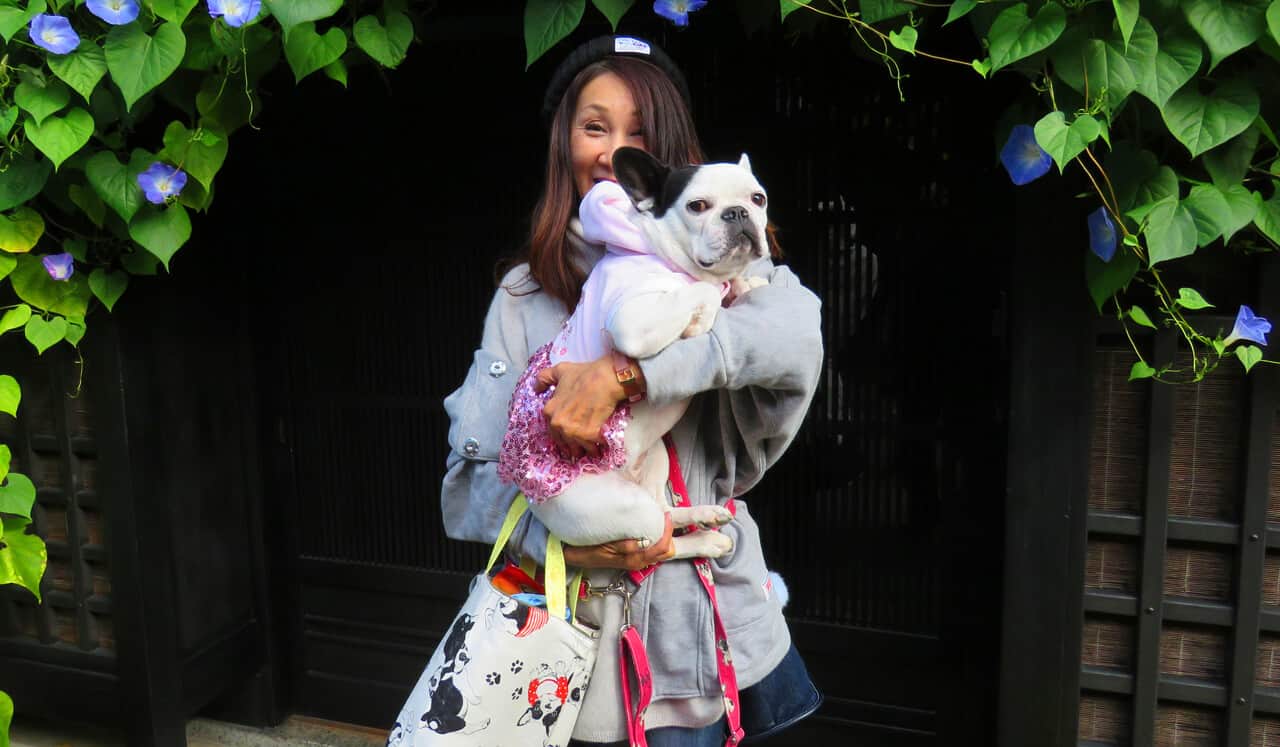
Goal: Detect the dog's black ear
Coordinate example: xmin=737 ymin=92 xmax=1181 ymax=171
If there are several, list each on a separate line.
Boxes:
xmin=613 ymin=147 xmax=668 ymax=211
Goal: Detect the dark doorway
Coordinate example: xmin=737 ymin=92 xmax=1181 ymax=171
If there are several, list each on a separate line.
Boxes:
xmin=218 ymin=7 xmax=1014 ymax=744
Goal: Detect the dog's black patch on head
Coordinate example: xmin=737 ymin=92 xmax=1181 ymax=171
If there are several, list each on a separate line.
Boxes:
xmin=654 ymin=166 xmax=698 ymax=218
xmin=614 ymin=147 xmax=669 ymax=208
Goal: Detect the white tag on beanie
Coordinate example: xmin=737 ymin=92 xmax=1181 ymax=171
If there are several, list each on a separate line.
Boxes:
xmin=615 ymin=37 xmax=651 ymax=55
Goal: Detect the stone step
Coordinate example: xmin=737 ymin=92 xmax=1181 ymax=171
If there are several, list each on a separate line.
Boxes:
xmin=11 ymin=715 xmax=387 ymax=747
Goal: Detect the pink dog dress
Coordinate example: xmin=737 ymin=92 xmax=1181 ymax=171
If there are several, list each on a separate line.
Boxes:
xmin=497 ymin=181 xmax=701 ymax=503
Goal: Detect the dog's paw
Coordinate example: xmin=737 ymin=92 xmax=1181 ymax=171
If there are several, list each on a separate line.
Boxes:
xmin=673 ymin=505 xmax=733 ymax=530
xmin=747 ymin=276 xmax=769 ymax=290
xmin=684 ymin=530 xmax=734 ymax=559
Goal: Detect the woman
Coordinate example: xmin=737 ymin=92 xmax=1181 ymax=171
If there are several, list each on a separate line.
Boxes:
xmin=441 ymin=35 xmax=824 ymax=746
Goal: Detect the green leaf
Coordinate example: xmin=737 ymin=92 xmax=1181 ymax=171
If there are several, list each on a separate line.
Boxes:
xmin=971 ymin=57 xmax=992 ymax=77
xmin=1237 ymin=344 xmax=1263 ymax=372
xmin=987 ymin=2 xmax=1067 ymax=73
xmin=1049 ymin=26 xmax=1137 ymax=115
xmin=120 ymin=249 xmax=158 ymax=275
xmin=945 ymin=0 xmax=977 ymax=26
xmin=23 ymin=108 xmax=93 ymax=171
xmin=62 ymin=317 xmax=84 ymax=346
xmin=1129 ymin=360 xmax=1157 ymax=380
xmin=85 ymin=149 xmax=149 ymax=223
xmin=1134 ymin=28 xmax=1202 ymax=109
xmin=264 ymin=0 xmax=342 ymax=36
xmin=860 ymin=0 xmax=912 ymax=23
xmin=144 ymin=0 xmax=199 ymax=23
xmin=195 ymin=74 xmax=256 ymax=133
xmin=128 ymin=203 xmax=190 ymax=269
xmin=1086 ymin=246 xmax=1140 ymax=312
xmin=889 ymin=26 xmax=917 ymax=54
xmin=105 ymin=22 xmax=187 ymax=111
xmin=1034 ymin=111 xmax=1102 ymax=172
xmin=0 ymin=687 xmax=13 ymax=746
xmin=0 ymin=148 xmax=52 ymax=213
xmin=1183 ymin=0 xmax=1268 ymax=69
xmin=9 ymin=254 xmax=90 ymax=316
xmin=1203 ymin=128 xmax=1259 ymax=188
xmin=159 ymin=121 xmax=226 ymax=191
xmin=0 ymin=375 xmax=17 ymax=416
xmin=0 ymin=253 xmax=13 ymax=282
xmin=592 ymin=0 xmax=634 ymax=28
xmin=0 ymin=0 xmax=44 ymax=43
xmin=88 ymin=268 xmax=128 ymax=311
xmin=525 ymin=0 xmax=584 ymax=69
xmin=283 ymin=22 xmax=347 ymax=82
xmin=0 ymin=444 xmax=9 ymax=482
xmin=1184 ymin=183 xmax=1258 ymax=245
xmin=1145 ymin=198 xmax=1198 ymax=264
xmin=353 ymin=12 xmax=413 ymax=68
xmin=1108 ymin=145 xmax=1178 ymax=221
xmin=48 ymin=41 xmax=108 ymax=103
xmin=0 ymin=104 xmax=17 ymax=139
xmin=0 ymin=515 xmax=46 ymax=602
xmin=1129 ymin=305 xmax=1157 ymax=328
xmin=1253 ymin=188 xmax=1280 ymax=244
xmin=14 ymin=78 xmax=70 ymax=126
xmin=1269 ymin=0 xmax=1280 ymax=43
xmin=0 ymin=472 xmax=33 ymax=518
xmin=68 ymin=183 xmax=105 ymax=228
xmin=0 ymin=207 xmax=43 ymax=253
xmin=1114 ymin=0 xmax=1139 ymax=48
xmin=322 ymin=59 xmax=346 ymax=87
xmin=0 ymin=305 xmax=30 ymax=336
xmin=1175 ymin=287 xmax=1214 ymax=309
xmin=24 ymin=315 xmax=66 ymax=353
xmin=1162 ymin=78 xmax=1259 ymax=157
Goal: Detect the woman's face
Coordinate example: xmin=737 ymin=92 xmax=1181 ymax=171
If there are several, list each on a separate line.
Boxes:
xmin=569 ymin=72 xmax=646 ymax=199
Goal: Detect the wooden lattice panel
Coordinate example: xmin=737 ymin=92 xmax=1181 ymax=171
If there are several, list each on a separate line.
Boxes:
xmin=1079 ymin=693 xmax=1132 ymax=745
xmin=1088 ymin=539 xmax=1140 ymax=594
xmin=1163 ymin=545 xmax=1233 ymax=602
xmin=1155 ymin=705 xmax=1222 ymax=746
xmin=1252 ymin=716 xmax=1280 ymax=746
xmin=1159 ymin=625 xmax=1228 ymax=683
xmin=1167 ymin=357 xmax=1246 ymax=522
xmin=1090 ymin=347 xmax=1149 ymax=514
xmin=1083 ymin=617 xmax=1135 ymax=672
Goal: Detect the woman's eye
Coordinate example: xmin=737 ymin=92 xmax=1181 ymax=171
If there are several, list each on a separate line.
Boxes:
xmin=584 ymin=122 xmax=606 ymax=133
xmin=751 ymin=193 xmax=767 ymax=207
xmin=687 ymin=199 xmax=709 ymax=214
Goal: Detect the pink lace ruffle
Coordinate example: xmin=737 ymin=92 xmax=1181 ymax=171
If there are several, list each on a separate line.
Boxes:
xmin=497 ymin=342 xmax=631 ymax=503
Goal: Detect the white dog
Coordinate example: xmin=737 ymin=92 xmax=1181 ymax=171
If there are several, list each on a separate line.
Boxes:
xmin=498 ymin=147 xmax=770 ymax=560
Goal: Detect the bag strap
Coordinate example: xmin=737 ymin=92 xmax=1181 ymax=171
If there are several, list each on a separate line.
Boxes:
xmin=483 ymin=494 xmax=574 ymax=621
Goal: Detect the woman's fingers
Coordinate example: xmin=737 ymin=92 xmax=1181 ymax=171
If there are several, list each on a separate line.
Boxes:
xmin=561 ymin=515 xmax=676 ymax=571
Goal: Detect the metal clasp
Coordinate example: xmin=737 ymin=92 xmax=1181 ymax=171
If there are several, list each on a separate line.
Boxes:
xmin=584 ymin=575 xmax=634 ymax=631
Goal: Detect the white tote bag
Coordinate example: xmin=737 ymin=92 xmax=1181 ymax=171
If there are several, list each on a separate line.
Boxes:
xmin=387 ymin=498 xmax=599 ymax=747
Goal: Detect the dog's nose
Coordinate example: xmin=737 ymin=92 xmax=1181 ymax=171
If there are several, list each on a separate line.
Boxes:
xmin=721 ymin=206 xmax=749 ymax=224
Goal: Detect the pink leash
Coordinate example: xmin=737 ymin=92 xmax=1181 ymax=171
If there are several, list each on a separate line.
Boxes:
xmin=617 ymin=435 xmax=745 ymax=747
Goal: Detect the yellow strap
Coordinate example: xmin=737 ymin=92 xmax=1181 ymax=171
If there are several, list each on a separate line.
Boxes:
xmin=545 ymin=535 xmax=568 ymax=620
xmin=519 ymin=554 xmax=538 ymax=579
xmin=568 ymin=569 xmax=584 ymax=622
xmin=484 ymin=497 xmax=530 ymax=575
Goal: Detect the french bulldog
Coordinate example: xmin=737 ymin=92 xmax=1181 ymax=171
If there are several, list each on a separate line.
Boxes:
xmin=526 ymin=147 xmax=771 ymax=561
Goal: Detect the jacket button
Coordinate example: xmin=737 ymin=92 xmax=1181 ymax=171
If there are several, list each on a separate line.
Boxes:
xmin=488 ymin=360 xmax=507 ymax=377
xmin=462 ymin=437 xmax=480 ymax=457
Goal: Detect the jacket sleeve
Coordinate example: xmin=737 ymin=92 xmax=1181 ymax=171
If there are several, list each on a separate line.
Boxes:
xmin=440 ymin=271 xmax=551 ymax=562
xmin=637 ymin=261 xmax=824 ymax=496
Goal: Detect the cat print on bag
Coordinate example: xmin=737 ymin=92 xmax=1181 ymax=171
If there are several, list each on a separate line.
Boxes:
xmin=486 ymin=597 xmax=550 ymax=639
xmin=516 ymin=661 xmax=588 ymax=744
xmin=419 ymin=614 xmax=491 ymax=737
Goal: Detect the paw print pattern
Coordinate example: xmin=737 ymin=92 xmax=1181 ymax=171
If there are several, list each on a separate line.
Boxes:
xmin=510 ymin=660 xmax=524 ymax=674
xmin=485 ymin=672 xmax=501 ymax=686
xmin=511 ymin=686 xmax=524 ymax=701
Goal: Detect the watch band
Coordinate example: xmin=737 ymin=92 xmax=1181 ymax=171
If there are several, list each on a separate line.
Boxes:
xmin=612 ymin=350 xmax=645 ymax=403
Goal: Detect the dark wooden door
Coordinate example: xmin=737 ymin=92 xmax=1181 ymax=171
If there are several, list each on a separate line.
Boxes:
xmin=247 ymin=10 xmax=1014 ymax=743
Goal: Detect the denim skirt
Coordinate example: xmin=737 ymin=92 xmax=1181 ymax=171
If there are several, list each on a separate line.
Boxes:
xmin=569 ymin=643 xmax=822 ymax=747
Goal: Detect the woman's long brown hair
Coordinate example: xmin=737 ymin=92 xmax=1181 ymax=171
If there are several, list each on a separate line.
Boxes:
xmin=503 ymin=57 xmax=706 ymax=312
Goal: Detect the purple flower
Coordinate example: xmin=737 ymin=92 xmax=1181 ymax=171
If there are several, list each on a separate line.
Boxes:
xmin=999 ymin=124 xmax=1052 ymax=186
xmin=86 ymin=0 xmax=140 ymax=25
xmin=136 ymin=162 xmax=187 ymax=204
xmin=207 ymin=0 xmax=261 ymax=27
xmin=1088 ymin=207 xmax=1117 ymax=262
xmin=1223 ymin=305 xmax=1271 ymax=347
xmin=29 ymin=14 xmax=79 ymax=55
xmin=42 ymin=253 xmax=74 ymax=281
xmin=653 ymin=0 xmax=707 ymax=26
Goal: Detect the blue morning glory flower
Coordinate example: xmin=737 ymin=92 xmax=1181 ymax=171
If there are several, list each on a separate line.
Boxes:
xmin=207 ymin=0 xmax=261 ymax=27
xmin=42 ymin=252 xmax=74 ymax=281
xmin=136 ymin=162 xmax=188 ymax=204
xmin=999 ymin=124 xmax=1052 ymax=186
xmin=28 ymin=14 xmax=79 ymax=55
xmin=86 ymin=0 xmax=140 ymax=25
xmin=1223 ymin=305 xmax=1271 ymax=347
xmin=653 ymin=0 xmax=707 ymax=26
xmin=1088 ymin=207 xmax=1117 ymax=262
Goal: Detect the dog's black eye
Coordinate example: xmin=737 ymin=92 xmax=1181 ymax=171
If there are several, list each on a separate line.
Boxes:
xmin=751 ymin=193 xmax=767 ymax=207
xmin=687 ymin=199 xmax=709 ymax=214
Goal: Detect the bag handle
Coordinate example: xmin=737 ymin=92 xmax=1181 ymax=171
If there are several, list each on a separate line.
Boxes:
xmin=483 ymin=495 xmax=572 ymax=621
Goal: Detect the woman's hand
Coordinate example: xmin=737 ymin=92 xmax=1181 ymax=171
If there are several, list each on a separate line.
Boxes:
xmin=534 ymin=352 xmax=644 ymax=459
xmin=562 ymin=514 xmax=674 ymax=571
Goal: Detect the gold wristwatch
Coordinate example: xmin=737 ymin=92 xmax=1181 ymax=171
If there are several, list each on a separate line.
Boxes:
xmin=612 ymin=350 xmax=645 ymax=403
